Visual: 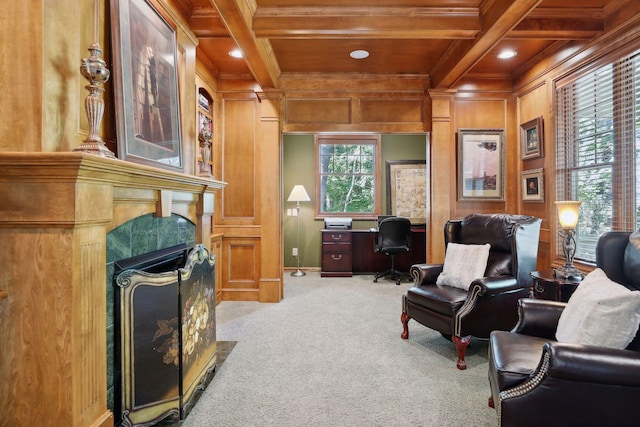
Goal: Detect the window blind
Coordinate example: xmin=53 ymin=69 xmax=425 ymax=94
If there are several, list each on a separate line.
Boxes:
xmin=555 ymin=51 xmax=640 ymax=263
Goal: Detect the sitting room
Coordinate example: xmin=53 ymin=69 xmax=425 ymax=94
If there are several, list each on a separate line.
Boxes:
xmin=2 ymin=1 xmax=640 ymax=426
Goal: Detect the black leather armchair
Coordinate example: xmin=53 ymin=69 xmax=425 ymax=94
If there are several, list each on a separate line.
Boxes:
xmin=374 ymin=216 xmax=412 ymax=285
xmin=401 ymin=213 xmax=542 ymax=369
xmin=488 ymin=230 xmax=640 ymax=426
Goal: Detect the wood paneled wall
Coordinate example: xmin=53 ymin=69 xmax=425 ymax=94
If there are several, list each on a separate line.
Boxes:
xmin=280 ymin=75 xmax=430 ymax=134
xmin=213 ymin=82 xmax=283 ymax=302
xmin=517 ymin=83 xmax=552 ymax=270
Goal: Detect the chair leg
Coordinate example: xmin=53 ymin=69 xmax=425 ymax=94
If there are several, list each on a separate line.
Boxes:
xmin=400 ymin=312 xmax=410 ymax=339
xmin=452 ymin=335 xmax=471 ymax=370
xmin=488 ymin=396 xmax=495 ymax=408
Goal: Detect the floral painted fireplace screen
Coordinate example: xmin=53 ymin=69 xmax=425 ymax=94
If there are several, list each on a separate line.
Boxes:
xmin=114 ymin=244 xmax=216 ymax=426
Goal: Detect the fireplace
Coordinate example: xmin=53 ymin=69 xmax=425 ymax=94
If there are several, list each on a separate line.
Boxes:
xmin=0 ymin=152 xmax=225 ymax=426
xmin=113 ymin=244 xmax=217 ymax=426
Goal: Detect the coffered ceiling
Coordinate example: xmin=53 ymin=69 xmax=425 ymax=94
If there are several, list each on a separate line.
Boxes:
xmin=176 ymin=0 xmax=619 ymax=89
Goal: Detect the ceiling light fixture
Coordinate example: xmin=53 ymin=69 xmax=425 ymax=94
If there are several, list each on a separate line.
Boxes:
xmin=228 ymin=49 xmax=243 ymax=58
xmin=497 ymin=50 xmax=517 ymax=59
xmin=350 ymin=50 xmax=369 ymax=59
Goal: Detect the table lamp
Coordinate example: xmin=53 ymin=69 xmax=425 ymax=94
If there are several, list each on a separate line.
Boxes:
xmin=288 ymin=185 xmax=311 ymax=276
xmin=554 ymin=200 xmax=584 ymax=279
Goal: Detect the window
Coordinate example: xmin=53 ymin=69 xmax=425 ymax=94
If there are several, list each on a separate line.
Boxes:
xmin=315 ymin=134 xmax=381 ymax=218
xmin=555 ymin=49 xmax=640 ymax=263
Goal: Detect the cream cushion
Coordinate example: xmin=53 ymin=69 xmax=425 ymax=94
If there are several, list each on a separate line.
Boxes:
xmin=436 ymin=243 xmax=491 ymax=291
xmin=556 ymin=268 xmax=640 ymax=349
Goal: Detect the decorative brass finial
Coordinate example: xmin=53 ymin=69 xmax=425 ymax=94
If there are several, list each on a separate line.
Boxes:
xmin=74 ymin=42 xmax=116 ymax=158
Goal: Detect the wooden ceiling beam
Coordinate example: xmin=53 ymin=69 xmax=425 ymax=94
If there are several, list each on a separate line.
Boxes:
xmin=210 ymin=0 xmax=280 ymax=89
xmin=508 ymin=14 xmax=604 ymax=40
xmin=430 ymin=0 xmax=543 ymax=89
xmin=252 ymin=7 xmax=480 ymax=39
xmin=189 ymin=10 xmax=230 ymax=38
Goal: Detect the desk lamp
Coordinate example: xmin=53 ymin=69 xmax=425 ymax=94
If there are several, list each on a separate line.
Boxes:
xmin=554 ymin=200 xmax=584 ymax=279
xmin=288 ymin=185 xmax=311 ymax=276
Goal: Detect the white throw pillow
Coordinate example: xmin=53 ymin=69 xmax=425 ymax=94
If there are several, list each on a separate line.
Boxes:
xmin=436 ymin=243 xmax=491 ymax=290
xmin=556 ymin=268 xmax=640 ymax=349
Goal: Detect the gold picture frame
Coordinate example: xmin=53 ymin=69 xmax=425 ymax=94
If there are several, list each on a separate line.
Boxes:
xmin=521 ymin=117 xmax=544 ymax=160
xmin=522 ymin=168 xmax=544 ymax=203
xmin=386 ymin=160 xmax=427 ymax=224
xmin=111 ymin=0 xmax=183 ymax=171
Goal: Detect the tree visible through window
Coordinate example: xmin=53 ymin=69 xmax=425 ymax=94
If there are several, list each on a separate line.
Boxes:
xmin=555 ymin=49 xmax=640 ymax=263
xmin=316 ymin=134 xmax=381 ymax=218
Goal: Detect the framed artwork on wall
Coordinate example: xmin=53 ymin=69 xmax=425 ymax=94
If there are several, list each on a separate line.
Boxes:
xmin=111 ymin=0 xmax=183 ymax=171
xmin=457 ymin=129 xmax=505 ymax=201
xmin=521 ymin=116 xmax=544 ymax=160
xmin=522 ymin=168 xmax=544 ymax=203
xmin=386 ymin=160 xmax=427 ymax=224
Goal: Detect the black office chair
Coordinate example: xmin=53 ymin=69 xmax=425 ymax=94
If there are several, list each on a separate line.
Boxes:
xmin=374 ymin=216 xmax=412 ymax=285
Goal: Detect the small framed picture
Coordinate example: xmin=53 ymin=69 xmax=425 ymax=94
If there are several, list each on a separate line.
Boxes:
xmin=520 ymin=117 xmax=544 ymax=160
xmin=522 ymin=168 xmax=544 ymax=203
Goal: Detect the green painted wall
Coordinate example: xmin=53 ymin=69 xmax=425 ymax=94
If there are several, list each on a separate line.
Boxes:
xmin=283 ymin=134 xmax=428 ymax=268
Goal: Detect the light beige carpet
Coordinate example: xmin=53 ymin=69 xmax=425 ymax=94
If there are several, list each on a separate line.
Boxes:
xmin=182 ymin=272 xmax=497 ymax=427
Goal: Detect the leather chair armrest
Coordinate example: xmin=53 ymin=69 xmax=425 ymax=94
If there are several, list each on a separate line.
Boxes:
xmin=471 ymin=275 xmax=520 ymax=296
xmin=499 ymin=342 xmax=640 ymax=426
xmin=513 ymin=298 xmax=566 ymax=338
xmin=545 ymin=342 xmax=640 ymax=387
xmin=410 ymin=263 xmax=443 ymax=285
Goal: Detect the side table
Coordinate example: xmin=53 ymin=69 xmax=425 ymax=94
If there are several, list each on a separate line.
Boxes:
xmin=530 ymin=270 xmax=582 ymax=302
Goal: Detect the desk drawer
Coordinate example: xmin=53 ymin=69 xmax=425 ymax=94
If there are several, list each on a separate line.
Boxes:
xmin=322 ymin=253 xmax=352 ymax=272
xmin=322 ymin=242 xmax=351 ymax=253
xmin=322 ymin=232 xmax=352 ymax=243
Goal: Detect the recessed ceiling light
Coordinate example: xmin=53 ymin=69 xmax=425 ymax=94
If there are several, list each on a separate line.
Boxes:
xmin=497 ymin=50 xmax=517 ymax=59
xmin=228 ymin=49 xmax=243 ymax=58
xmin=350 ymin=50 xmax=370 ymax=59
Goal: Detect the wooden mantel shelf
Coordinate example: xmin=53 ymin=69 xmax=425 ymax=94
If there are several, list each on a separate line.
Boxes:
xmin=0 ymin=152 xmax=226 ymax=192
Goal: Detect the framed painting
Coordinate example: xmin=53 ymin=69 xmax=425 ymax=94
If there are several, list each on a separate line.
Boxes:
xmin=521 ymin=117 xmax=544 ymax=160
xmin=386 ymin=160 xmax=427 ymax=224
xmin=522 ymin=168 xmax=544 ymax=203
xmin=111 ymin=0 xmax=183 ymax=171
xmin=457 ymin=129 xmax=504 ymax=201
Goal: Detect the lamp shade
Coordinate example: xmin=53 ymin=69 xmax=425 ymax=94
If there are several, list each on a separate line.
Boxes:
xmin=287 ymin=185 xmax=311 ymax=203
xmin=556 ymin=201 xmax=582 ymax=229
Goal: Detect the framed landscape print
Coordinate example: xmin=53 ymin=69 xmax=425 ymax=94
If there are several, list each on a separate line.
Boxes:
xmin=111 ymin=0 xmax=183 ymax=171
xmin=521 ymin=117 xmax=544 ymax=160
xmin=522 ymin=168 xmax=544 ymax=203
xmin=457 ymin=129 xmax=505 ymax=201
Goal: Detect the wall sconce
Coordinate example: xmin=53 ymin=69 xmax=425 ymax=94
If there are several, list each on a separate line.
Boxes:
xmin=554 ymin=200 xmax=584 ymax=279
xmin=287 ymin=185 xmax=311 ymax=277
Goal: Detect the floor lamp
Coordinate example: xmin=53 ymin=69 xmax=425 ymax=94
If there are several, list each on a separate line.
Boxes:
xmin=288 ymin=185 xmax=311 ymax=276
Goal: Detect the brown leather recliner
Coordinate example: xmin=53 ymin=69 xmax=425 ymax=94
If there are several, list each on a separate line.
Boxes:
xmin=488 ymin=230 xmax=640 ymax=426
xmin=401 ymin=213 xmax=542 ymax=369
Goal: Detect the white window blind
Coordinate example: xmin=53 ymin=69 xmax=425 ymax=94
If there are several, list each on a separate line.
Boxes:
xmin=555 ymin=51 xmax=640 ymax=263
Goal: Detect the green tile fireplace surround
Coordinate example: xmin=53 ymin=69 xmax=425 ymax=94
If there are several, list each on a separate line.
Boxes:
xmin=105 ymin=213 xmax=196 ymax=411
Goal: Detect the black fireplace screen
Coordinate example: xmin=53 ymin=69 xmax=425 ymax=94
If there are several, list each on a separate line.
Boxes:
xmin=114 ymin=244 xmax=216 ymax=427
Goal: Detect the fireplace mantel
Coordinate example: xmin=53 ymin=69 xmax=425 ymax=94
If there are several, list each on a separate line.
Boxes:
xmin=0 ymin=152 xmax=225 ymax=427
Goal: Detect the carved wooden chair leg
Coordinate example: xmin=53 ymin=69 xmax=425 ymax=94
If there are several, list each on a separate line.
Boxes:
xmin=452 ymin=335 xmax=471 ymax=370
xmin=401 ymin=312 xmax=411 ymax=339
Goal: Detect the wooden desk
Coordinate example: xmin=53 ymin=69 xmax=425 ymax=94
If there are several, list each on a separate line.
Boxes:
xmin=321 ymin=228 xmax=426 ymax=277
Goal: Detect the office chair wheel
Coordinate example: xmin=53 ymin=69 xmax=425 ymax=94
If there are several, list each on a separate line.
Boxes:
xmin=395 ymin=278 xmax=401 ymax=286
